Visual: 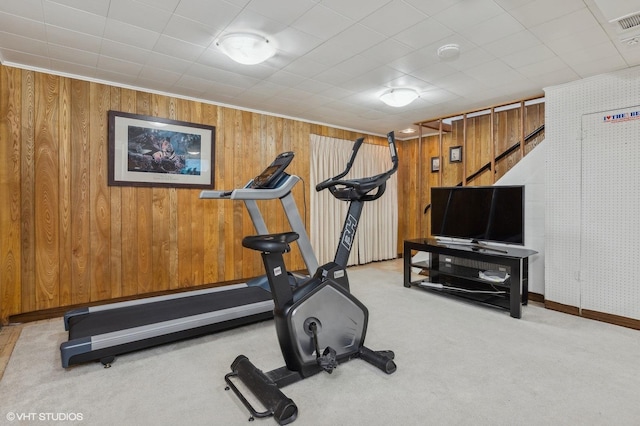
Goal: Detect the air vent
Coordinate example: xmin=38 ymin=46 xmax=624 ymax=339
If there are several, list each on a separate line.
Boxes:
xmin=592 ymin=0 xmax=640 ymax=45
xmin=617 ymin=13 xmax=640 ymax=30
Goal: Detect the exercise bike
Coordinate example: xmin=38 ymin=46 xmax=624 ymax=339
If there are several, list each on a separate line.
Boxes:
xmin=224 ymin=132 xmax=398 ymax=425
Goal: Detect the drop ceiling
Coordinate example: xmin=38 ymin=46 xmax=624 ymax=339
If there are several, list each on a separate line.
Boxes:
xmin=1 ymin=0 xmax=638 ymax=136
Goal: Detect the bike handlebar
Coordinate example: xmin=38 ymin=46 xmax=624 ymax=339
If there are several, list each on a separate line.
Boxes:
xmin=315 ymin=132 xmax=398 ymax=202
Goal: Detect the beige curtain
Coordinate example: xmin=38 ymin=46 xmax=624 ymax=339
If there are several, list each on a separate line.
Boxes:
xmin=310 ymin=135 xmax=398 ymax=266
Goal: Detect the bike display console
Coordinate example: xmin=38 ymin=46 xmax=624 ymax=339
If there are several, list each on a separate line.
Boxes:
xmin=403 ymin=238 xmax=537 ymax=318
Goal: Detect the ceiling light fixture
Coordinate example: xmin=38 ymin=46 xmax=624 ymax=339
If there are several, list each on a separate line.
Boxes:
xmin=379 ymin=88 xmax=419 ymax=107
xmin=437 ymin=43 xmax=460 ymax=61
xmin=216 ymin=33 xmax=275 ymax=65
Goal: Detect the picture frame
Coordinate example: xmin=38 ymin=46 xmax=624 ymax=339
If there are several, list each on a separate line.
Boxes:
xmin=108 ymin=111 xmax=215 ymax=189
xmin=449 ymin=146 xmax=462 ymax=163
xmin=430 ymin=156 xmax=440 ymax=172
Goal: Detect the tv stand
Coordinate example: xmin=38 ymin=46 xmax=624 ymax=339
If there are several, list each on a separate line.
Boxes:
xmin=403 ymin=238 xmax=537 ymax=318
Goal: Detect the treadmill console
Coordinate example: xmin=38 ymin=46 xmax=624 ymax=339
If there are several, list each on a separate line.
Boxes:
xmin=250 ymin=152 xmax=295 ymax=189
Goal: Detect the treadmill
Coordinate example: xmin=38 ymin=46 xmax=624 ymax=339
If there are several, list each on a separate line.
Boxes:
xmin=60 ymin=152 xmax=318 ymax=368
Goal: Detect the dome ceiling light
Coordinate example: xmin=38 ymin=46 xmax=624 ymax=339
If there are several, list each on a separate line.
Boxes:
xmin=379 ymin=88 xmax=419 ymax=107
xmin=216 ymin=33 xmax=275 ymax=65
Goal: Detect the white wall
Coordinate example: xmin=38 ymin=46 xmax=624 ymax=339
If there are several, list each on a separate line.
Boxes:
xmin=545 ymin=65 xmax=640 ymax=320
xmin=496 ymin=141 xmax=546 ymax=295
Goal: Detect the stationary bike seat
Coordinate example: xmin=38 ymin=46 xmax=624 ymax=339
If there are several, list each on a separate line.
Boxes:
xmin=242 ymin=232 xmax=299 ymax=254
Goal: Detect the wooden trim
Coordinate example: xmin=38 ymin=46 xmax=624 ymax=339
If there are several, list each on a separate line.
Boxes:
xmin=490 ymin=107 xmax=495 ymax=184
xmin=415 ymin=94 xmax=544 ymax=126
xmin=528 ymin=292 xmax=544 ymax=304
xmin=545 ymin=300 xmax=581 ymax=316
xmin=520 ymin=100 xmax=525 ymax=158
xmin=582 ymin=309 xmax=640 ymax=331
xmin=545 ymin=300 xmax=640 ymax=330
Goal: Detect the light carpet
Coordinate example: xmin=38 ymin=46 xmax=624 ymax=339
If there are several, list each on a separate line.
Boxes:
xmin=1 ymin=261 xmax=640 ymax=426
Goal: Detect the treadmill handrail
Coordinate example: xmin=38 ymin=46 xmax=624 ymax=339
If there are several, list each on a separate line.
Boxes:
xmin=199 ymin=174 xmax=300 ymax=201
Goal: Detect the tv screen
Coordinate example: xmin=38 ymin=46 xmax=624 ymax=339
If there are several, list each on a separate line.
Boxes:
xmin=430 ymin=185 xmax=524 ymax=245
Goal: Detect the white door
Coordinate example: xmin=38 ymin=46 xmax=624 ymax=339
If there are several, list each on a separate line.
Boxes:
xmin=580 ymin=106 xmax=640 ymax=320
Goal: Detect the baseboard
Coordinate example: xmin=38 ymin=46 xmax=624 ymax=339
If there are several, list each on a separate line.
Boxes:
xmin=528 ymin=291 xmax=544 ymax=304
xmin=545 ymin=300 xmax=640 ymax=330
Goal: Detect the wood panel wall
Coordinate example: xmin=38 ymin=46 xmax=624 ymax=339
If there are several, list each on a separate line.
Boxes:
xmin=0 ymin=65 xmax=389 ymax=323
xmin=399 ymin=100 xmax=545 ymax=245
xmin=0 ymin=64 xmax=544 ymax=324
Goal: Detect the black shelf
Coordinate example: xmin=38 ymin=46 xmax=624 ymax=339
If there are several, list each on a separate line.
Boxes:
xmin=415 ymin=280 xmax=511 ymax=311
xmin=404 ymin=238 xmax=537 ymax=318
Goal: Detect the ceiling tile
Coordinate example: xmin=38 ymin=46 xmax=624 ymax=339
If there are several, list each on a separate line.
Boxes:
xmin=458 ymin=12 xmax=525 ymax=46
xmin=463 ymin=59 xmax=526 ymax=87
xmin=49 ymin=58 xmax=97 ymax=77
xmin=152 ymin=35 xmax=206 ymax=62
xmin=108 ymin=0 xmax=173 ymax=33
xmin=246 ymin=0 xmax=316 ymax=25
xmin=0 ymin=48 xmax=50 ymax=68
xmin=0 ymin=12 xmax=46 ymax=41
xmin=45 ymin=25 xmax=102 ymax=52
xmin=562 ymin=41 xmax=620 ymax=67
xmin=103 ymin=19 xmax=161 ymax=50
xmin=320 ymin=0 xmax=391 ymax=21
xmin=136 ymin=66 xmax=182 ymax=85
xmin=545 ymin=25 xmax=612 ymax=55
xmin=0 ymin=32 xmax=49 ymax=58
xmin=360 ymin=0 xmax=428 ymax=37
xmin=359 ymin=38 xmax=414 ymax=63
xmin=402 ymin=0 xmax=464 ymax=16
xmin=516 ymin=56 xmax=569 ymax=77
xmin=571 ymin=55 xmax=629 ymax=78
xmin=291 ymin=4 xmax=354 ymax=39
xmin=493 ymin=0 xmax=536 ymax=10
xmin=432 ymin=0 xmax=504 ymax=32
xmin=47 ymin=44 xmax=98 ymax=67
xmin=43 ymin=1 xmax=107 ymax=38
xmin=163 ymin=15 xmax=219 ymax=47
xmin=529 ymin=8 xmax=601 ymax=43
xmin=412 ymin=61 xmax=460 ymax=84
xmin=143 ymin=51 xmax=192 ymax=74
xmin=97 ymin=55 xmax=144 ymax=76
xmin=225 ymin=8 xmax=290 ymax=35
xmin=446 ymin=47 xmax=497 ymax=72
xmin=509 ymin=0 xmax=586 ymax=28
xmin=174 ymin=0 xmax=242 ymax=28
xmin=45 ymin=0 xmax=111 ymax=16
xmin=331 ymin=24 xmax=387 ymax=55
xmin=393 ymin=18 xmax=454 ymax=50
xmin=0 ymin=0 xmax=44 ymax=21
xmin=134 ymin=0 xmax=181 ymax=12
xmin=332 ymin=54 xmax=387 ymax=79
xmin=271 ymin=27 xmax=323 ymax=56
xmin=482 ymin=29 xmax=542 ymax=57
xmin=502 ymin=43 xmax=556 ymax=68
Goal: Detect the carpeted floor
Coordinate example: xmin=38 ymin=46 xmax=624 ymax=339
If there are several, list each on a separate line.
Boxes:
xmin=1 ymin=260 xmax=639 ymax=425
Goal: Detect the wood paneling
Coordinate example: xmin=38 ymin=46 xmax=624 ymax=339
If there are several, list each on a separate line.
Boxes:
xmin=0 ymin=64 xmax=545 ymax=323
xmin=401 ymin=98 xmax=546 ymax=248
xmin=0 ymin=65 xmax=390 ymax=323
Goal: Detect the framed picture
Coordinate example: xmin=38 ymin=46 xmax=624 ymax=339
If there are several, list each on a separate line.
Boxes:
xmin=108 ymin=111 xmax=215 ymax=188
xmin=449 ymin=146 xmax=462 ymax=163
xmin=430 ymin=156 xmax=440 ymax=172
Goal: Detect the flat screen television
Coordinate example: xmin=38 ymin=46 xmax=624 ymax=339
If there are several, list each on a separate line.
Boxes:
xmin=430 ymin=185 xmax=524 ymax=246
